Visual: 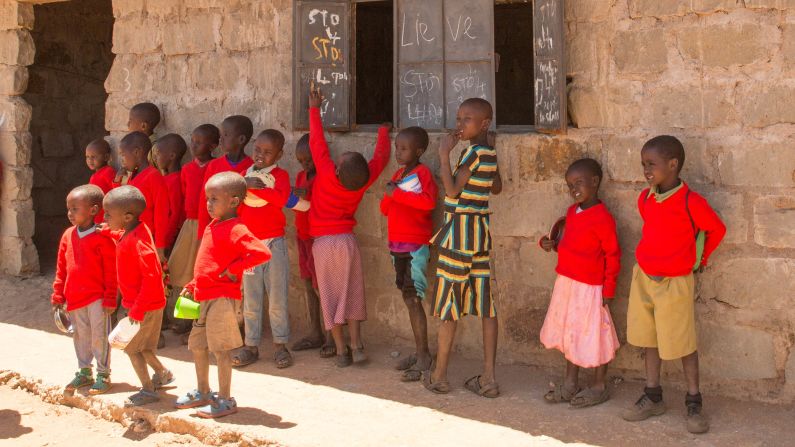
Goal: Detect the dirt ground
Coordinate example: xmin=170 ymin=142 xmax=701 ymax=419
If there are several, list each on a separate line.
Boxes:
xmin=1 ymin=274 xmax=794 ymax=446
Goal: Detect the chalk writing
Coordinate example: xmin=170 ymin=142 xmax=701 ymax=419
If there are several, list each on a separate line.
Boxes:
xmin=123 ymin=68 xmax=131 ymax=92
xmin=401 ymin=13 xmax=437 ymax=47
xmin=401 ymin=70 xmax=441 ymax=98
xmin=535 ymin=2 xmax=555 ymax=53
xmin=406 ymin=103 xmax=443 ymax=126
xmin=446 ymin=15 xmax=476 ymax=42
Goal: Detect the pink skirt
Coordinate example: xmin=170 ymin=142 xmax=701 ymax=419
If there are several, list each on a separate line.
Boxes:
xmin=312 ymin=233 xmax=367 ymax=330
xmin=540 ymin=275 xmax=620 ymax=368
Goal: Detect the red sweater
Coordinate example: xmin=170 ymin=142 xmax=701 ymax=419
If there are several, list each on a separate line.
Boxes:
xmin=238 ymin=166 xmax=290 ymax=240
xmin=164 ymin=171 xmax=185 ymax=248
xmin=113 ymin=224 xmax=165 ymax=321
xmin=90 ymin=165 xmax=116 ymax=224
xmin=184 ymin=218 xmax=272 ymax=301
xmin=128 ymin=166 xmax=170 ymax=249
xmin=197 ymin=155 xmax=254 ymax=239
xmin=51 ymin=227 xmax=117 ymax=311
xmin=181 ymin=159 xmax=210 ymax=220
xmin=294 ymin=170 xmax=314 ymax=241
xmin=308 ymin=107 xmax=390 ymax=237
xmin=379 ymin=164 xmax=438 ymax=245
xmin=636 ymin=183 xmax=726 ymax=277
xmin=554 ymin=203 xmax=621 ymax=298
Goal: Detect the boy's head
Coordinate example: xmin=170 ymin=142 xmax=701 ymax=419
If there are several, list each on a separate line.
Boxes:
xmin=219 ymin=115 xmax=254 ymax=155
xmin=565 ymin=158 xmax=603 ymax=205
xmin=252 ymin=129 xmax=285 ymax=169
xmin=103 ymin=185 xmax=146 ymax=231
xmin=118 ymin=131 xmax=152 ymax=172
xmin=154 ymin=133 xmax=188 ymax=172
xmin=127 ymin=102 xmax=161 ymax=136
xmin=456 ymin=98 xmax=493 ymax=141
xmin=641 ymin=135 xmax=685 ymax=187
xmin=85 ymin=138 xmax=111 ymax=172
xmin=66 ymin=184 xmax=104 ymax=228
xmin=395 ymin=127 xmax=429 ymax=166
xmin=204 ymin=171 xmax=247 ymax=220
xmin=191 ymin=124 xmax=220 ymax=161
xmin=295 ymin=133 xmax=314 ymax=173
xmin=336 ymin=152 xmax=369 ymax=191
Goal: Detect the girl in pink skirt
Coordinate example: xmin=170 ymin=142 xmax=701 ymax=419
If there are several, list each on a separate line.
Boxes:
xmin=538 ymin=158 xmax=621 ymax=408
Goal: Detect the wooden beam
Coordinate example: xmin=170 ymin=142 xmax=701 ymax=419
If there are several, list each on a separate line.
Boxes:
xmin=16 ymin=1 xmax=70 ymax=4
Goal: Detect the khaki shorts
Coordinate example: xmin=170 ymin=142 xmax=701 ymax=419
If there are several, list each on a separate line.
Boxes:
xmin=188 ymin=298 xmax=243 ymax=353
xmin=124 ymin=308 xmax=164 ymax=355
xmin=167 ymin=219 xmax=200 ymax=288
xmin=627 ymin=264 xmax=697 ymax=360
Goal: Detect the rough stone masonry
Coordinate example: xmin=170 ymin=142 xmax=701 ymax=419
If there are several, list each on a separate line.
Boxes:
xmin=1 ymin=0 xmax=794 ymax=403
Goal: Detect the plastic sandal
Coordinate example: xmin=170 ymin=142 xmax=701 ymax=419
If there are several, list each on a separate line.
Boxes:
xmin=335 ymin=346 xmax=352 ymax=368
xmin=196 ymin=397 xmax=238 ymax=419
xmin=274 ymin=349 xmax=294 ymax=369
xmin=569 ymin=388 xmax=610 ymax=409
xmin=464 ymin=375 xmax=500 ymax=398
xmin=231 ymin=346 xmax=259 ymax=367
xmin=88 ymin=373 xmax=112 ymax=395
xmin=291 ymin=337 xmax=323 ymax=351
xmin=544 ymin=383 xmax=580 ymax=404
xmin=125 ymin=389 xmax=160 ymax=407
xmin=175 ymin=389 xmax=216 ymax=409
xmin=65 ymin=368 xmax=94 ymax=394
xmin=319 ymin=343 xmax=336 ymax=359
xmin=152 ymin=369 xmax=175 ymax=390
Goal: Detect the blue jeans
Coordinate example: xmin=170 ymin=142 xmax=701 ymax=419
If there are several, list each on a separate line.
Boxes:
xmin=242 ymin=236 xmax=290 ymax=346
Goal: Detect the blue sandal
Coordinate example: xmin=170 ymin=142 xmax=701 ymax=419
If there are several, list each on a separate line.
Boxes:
xmin=124 ymin=389 xmax=160 ymax=407
xmin=196 ymin=397 xmax=238 ymax=419
xmin=175 ymin=389 xmax=216 ymax=409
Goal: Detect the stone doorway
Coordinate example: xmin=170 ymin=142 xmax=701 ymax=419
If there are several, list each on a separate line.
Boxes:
xmin=24 ymin=0 xmax=114 ymax=271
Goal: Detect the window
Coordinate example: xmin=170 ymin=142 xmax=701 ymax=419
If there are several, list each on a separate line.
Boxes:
xmin=292 ymin=0 xmax=566 ymax=133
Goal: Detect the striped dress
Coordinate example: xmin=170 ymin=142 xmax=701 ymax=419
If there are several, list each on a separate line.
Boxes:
xmin=431 ymin=144 xmax=498 ymax=321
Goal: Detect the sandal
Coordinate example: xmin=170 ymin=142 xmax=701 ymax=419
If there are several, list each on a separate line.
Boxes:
xmin=196 ymin=397 xmax=238 ymax=419
xmin=231 ymin=346 xmax=259 ymax=367
xmin=569 ymin=387 xmax=610 ymax=409
xmin=464 ymin=375 xmax=500 ymax=398
xmin=544 ymin=383 xmax=580 ymax=404
xmin=152 ymin=369 xmax=175 ymax=390
xmin=335 ymin=346 xmax=352 ymax=368
xmin=401 ymin=367 xmax=423 ymax=382
xmin=352 ymin=346 xmax=368 ymax=364
xmin=395 ymin=353 xmax=417 ymax=371
xmin=319 ymin=342 xmax=336 ymax=359
xmin=291 ymin=337 xmax=323 ymax=351
xmin=175 ymin=389 xmax=216 ymax=409
xmin=274 ymin=349 xmax=294 ymax=369
xmin=422 ymin=369 xmax=450 ymax=394
xmin=125 ymin=389 xmax=160 ymax=407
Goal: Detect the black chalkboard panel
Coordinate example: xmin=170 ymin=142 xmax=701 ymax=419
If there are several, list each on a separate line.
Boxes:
xmin=444 ymin=61 xmax=494 ymax=129
xmin=533 ymin=0 xmax=566 ymax=133
xmin=398 ymin=63 xmax=445 ymax=129
xmin=397 ymin=0 xmax=443 ymax=63
xmin=443 ymin=0 xmax=492 ymax=61
xmin=293 ymin=0 xmax=350 ymax=130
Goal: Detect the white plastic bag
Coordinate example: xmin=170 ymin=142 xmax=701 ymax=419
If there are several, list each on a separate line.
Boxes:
xmin=108 ymin=317 xmax=140 ymax=350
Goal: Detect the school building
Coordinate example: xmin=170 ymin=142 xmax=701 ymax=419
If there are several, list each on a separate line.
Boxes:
xmin=0 ymin=0 xmax=793 ymax=403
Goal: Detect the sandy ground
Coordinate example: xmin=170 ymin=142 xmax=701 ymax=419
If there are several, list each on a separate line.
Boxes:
xmin=1 ymin=274 xmax=794 ymax=446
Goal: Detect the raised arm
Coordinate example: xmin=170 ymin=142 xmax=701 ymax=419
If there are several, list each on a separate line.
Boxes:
xmin=308 ymin=87 xmax=336 ymax=174
xmin=438 ymin=132 xmax=473 ymax=198
xmin=365 ymin=125 xmax=392 ymax=187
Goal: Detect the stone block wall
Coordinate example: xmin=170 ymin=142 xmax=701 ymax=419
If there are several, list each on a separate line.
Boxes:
xmin=3 ymin=0 xmax=791 ymax=402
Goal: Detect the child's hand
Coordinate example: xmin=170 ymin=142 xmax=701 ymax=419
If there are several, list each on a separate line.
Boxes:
xmin=52 ymin=302 xmax=63 ymax=311
xmin=129 ymin=314 xmax=142 ymax=324
xmin=219 ymin=269 xmax=238 ymax=283
xmin=293 ymin=187 xmax=306 ymax=199
xmin=309 ymin=83 xmax=324 ymax=108
xmin=439 ymin=130 xmax=460 ymax=159
xmin=246 ymin=176 xmax=266 ymax=190
xmin=602 ymin=297 xmax=612 ymax=307
xmin=385 ymin=182 xmax=396 ymax=196
xmin=179 ymin=288 xmax=192 ymax=299
xmin=103 ymin=306 xmax=117 ymax=316
xmin=114 ymin=168 xmax=127 ymax=183
xmin=487 ymin=130 xmax=497 ymax=148
xmin=539 ymin=236 xmax=555 ymax=252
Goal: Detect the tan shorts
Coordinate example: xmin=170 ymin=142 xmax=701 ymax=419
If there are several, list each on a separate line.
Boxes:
xmin=167 ymin=219 xmax=200 ymax=288
xmin=188 ymin=298 xmax=243 ymax=353
xmin=124 ymin=308 xmax=164 ymax=355
xmin=627 ymin=264 xmax=697 ymax=360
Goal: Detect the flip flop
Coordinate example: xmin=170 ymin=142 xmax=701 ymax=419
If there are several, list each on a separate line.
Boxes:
xmin=231 ymin=346 xmax=259 ymax=367
xmin=544 ymin=383 xmax=580 ymax=403
xmin=274 ymin=349 xmax=294 ymax=369
xmin=464 ymin=375 xmax=500 ymax=398
xmin=291 ymin=337 xmax=324 ymax=351
xmin=569 ymin=387 xmax=610 ymax=409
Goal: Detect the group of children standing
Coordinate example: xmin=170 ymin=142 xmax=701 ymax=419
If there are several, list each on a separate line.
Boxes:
xmin=50 ymin=87 xmax=726 ymax=433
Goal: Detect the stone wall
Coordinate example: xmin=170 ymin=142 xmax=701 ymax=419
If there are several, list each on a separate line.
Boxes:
xmin=4 ymin=0 xmax=791 ymax=402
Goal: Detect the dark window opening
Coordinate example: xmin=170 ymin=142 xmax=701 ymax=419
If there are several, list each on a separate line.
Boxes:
xmin=494 ymin=3 xmax=534 ymax=126
xmin=355 ymin=1 xmax=394 ymax=125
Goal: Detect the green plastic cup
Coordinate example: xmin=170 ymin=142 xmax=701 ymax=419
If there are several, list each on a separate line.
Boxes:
xmin=174 ymin=295 xmax=200 ymax=320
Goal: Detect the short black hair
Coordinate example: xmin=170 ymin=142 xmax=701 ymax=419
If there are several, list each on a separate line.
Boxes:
xmin=104 ymin=185 xmax=146 ymax=217
xmin=130 ymin=102 xmax=161 ymax=129
xmin=205 ymin=171 xmax=247 ymax=199
xmin=223 ymin=115 xmax=254 ymax=143
xmin=257 ymin=129 xmax=285 ymax=150
xmin=120 ymin=131 xmax=152 ymax=155
xmin=68 ymin=184 xmax=104 ymax=208
xmin=567 ymin=158 xmax=604 ymax=187
xmin=460 ymin=98 xmax=493 ymax=119
xmin=338 ymin=152 xmax=370 ymax=191
xmin=156 ymin=133 xmax=188 ymax=160
xmin=194 ymin=124 xmax=220 ymax=144
xmin=296 ymin=133 xmax=310 ymax=154
xmin=398 ymin=127 xmax=430 ymax=151
xmin=86 ymin=138 xmax=110 ymax=155
xmin=642 ymin=135 xmax=685 ymax=172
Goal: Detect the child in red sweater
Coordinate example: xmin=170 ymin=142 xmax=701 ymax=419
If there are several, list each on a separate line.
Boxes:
xmin=176 ymin=172 xmax=271 ymax=418
xmin=86 ymin=138 xmax=116 ymax=224
xmin=289 ymin=134 xmax=333 ymax=357
xmin=538 ymin=158 xmax=620 ymax=408
xmin=102 ymin=186 xmax=173 ymax=407
xmin=117 ymin=102 xmax=161 ymax=185
xmin=308 ymin=87 xmax=391 ymax=366
xmin=234 ymin=129 xmax=293 ymax=368
xmin=379 ymin=127 xmax=437 ymax=381
xmin=52 ymin=185 xmax=117 ymax=396
xmin=622 ymin=135 xmax=726 ymax=434
xmin=155 ymin=134 xmax=188 ymax=250
xmin=197 ymin=116 xmax=255 ymax=239
xmin=168 ymin=124 xmax=218 ymax=338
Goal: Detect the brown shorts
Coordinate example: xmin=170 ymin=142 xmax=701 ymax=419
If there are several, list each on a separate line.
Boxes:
xmin=188 ymin=298 xmax=243 ymax=353
xmin=124 ymin=308 xmax=164 ymax=355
